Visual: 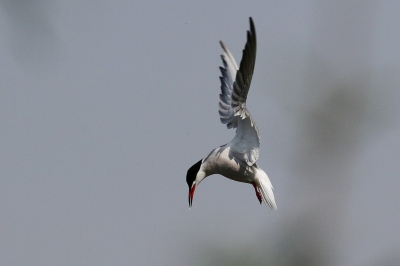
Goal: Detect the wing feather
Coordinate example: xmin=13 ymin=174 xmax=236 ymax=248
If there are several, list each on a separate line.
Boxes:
xmin=218 ymin=17 xmax=260 ymax=166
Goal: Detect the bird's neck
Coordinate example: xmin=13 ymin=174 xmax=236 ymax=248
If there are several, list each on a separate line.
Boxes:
xmin=195 ymin=170 xmax=207 ymax=185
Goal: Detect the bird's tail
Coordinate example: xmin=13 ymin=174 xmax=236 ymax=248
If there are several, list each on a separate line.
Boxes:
xmin=256 ymin=172 xmax=277 ymax=210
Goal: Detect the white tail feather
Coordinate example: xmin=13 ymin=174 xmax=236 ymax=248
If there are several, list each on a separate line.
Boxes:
xmin=256 ymin=173 xmax=277 ymax=210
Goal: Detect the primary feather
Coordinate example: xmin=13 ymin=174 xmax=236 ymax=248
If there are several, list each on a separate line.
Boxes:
xmin=218 ymin=17 xmax=260 ymax=166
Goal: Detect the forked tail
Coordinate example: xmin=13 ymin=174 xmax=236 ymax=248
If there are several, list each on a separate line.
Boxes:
xmin=256 ymin=172 xmax=277 ymax=210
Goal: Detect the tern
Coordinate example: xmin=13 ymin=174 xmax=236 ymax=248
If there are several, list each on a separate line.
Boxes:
xmin=186 ymin=17 xmax=277 ymax=210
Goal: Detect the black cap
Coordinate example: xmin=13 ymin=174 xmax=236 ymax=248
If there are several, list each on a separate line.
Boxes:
xmin=186 ymin=159 xmax=202 ymax=188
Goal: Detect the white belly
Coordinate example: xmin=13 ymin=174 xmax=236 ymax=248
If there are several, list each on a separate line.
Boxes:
xmin=201 ymin=145 xmax=258 ymax=183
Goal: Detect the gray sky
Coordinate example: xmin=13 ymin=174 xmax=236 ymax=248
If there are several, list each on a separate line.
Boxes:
xmin=1 ymin=1 xmax=400 ymax=265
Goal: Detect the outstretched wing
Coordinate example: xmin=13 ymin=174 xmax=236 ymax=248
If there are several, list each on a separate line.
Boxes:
xmin=218 ymin=17 xmax=260 ymax=166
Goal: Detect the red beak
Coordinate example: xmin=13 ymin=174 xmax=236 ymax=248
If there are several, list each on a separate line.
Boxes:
xmin=188 ymin=184 xmax=196 ymax=207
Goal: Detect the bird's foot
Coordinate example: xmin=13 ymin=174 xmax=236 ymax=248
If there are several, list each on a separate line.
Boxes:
xmin=251 ymin=182 xmax=262 ymax=204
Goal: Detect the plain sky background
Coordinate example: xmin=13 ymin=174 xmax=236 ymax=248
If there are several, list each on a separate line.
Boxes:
xmin=1 ymin=1 xmax=400 ymax=265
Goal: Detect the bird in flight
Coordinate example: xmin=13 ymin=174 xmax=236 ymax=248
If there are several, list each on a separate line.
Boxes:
xmin=186 ymin=17 xmax=277 ymax=210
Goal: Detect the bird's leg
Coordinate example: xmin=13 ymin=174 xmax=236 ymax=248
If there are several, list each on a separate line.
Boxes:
xmin=251 ymin=182 xmax=262 ymax=204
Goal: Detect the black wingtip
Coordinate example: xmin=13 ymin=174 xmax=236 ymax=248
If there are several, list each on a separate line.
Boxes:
xmin=249 ymin=17 xmax=254 ymax=30
xmin=219 ymin=40 xmax=228 ymax=54
xmin=248 ymin=17 xmax=256 ymax=42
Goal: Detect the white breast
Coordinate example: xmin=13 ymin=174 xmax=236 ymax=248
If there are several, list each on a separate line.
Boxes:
xmin=201 ymin=145 xmax=258 ymax=183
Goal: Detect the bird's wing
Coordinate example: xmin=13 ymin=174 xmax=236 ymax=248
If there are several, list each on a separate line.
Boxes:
xmin=218 ymin=17 xmax=260 ymax=166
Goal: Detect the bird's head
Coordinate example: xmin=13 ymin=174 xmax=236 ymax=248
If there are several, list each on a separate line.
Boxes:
xmin=186 ymin=159 xmax=203 ymax=208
